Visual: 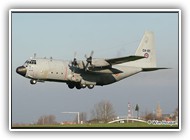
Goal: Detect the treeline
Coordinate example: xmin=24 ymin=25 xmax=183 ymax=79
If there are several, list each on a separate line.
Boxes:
xmin=35 ymin=100 xmax=116 ymax=125
xmin=36 ymin=115 xmax=58 ymax=125
xmin=12 ymin=100 xmax=179 ymax=126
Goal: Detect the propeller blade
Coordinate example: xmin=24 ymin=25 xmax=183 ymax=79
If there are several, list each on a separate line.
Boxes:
xmin=72 ymin=52 xmax=78 ymax=66
xmin=84 ymin=50 xmax=94 ymax=71
xmin=84 ymin=54 xmax=88 ymax=59
xmin=74 ymin=52 xmax=77 ymax=58
xmin=82 ymin=61 xmax=85 ymax=69
xmin=90 ymin=50 xmax=94 ymax=57
xmin=85 ymin=62 xmax=90 ymax=71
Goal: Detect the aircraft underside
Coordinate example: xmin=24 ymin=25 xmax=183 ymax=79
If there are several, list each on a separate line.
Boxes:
xmin=28 ymin=73 xmax=118 ymax=89
xmin=28 ymin=67 xmax=142 ymax=89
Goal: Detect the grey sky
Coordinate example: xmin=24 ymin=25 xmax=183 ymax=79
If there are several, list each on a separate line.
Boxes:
xmin=11 ymin=11 xmax=179 ymax=123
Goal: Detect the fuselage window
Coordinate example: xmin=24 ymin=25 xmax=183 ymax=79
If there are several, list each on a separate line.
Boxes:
xmin=56 ymin=72 xmax=58 ymax=74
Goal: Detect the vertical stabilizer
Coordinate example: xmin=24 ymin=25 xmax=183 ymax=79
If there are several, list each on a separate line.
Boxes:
xmin=125 ymin=31 xmax=157 ymax=68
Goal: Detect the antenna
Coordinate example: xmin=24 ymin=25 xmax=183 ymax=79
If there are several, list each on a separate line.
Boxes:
xmin=50 ymin=56 xmax=53 ymax=61
xmin=34 ymin=53 xmax=36 ymax=58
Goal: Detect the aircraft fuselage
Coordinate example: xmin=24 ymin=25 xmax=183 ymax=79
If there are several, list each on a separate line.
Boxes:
xmin=16 ymin=32 xmax=165 ymax=89
xmin=16 ymin=58 xmax=142 ymax=89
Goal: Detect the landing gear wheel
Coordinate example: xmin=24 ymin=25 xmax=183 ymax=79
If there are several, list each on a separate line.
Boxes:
xmin=76 ymin=85 xmax=81 ymax=89
xmin=68 ymin=84 xmax=75 ymax=89
xmin=30 ymin=79 xmax=37 ymax=84
xmin=88 ymin=85 xmax=94 ymax=89
xmin=80 ymin=84 xmax=86 ymax=89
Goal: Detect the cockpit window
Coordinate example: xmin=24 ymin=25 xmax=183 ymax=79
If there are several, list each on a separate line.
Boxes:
xmin=25 ymin=60 xmax=36 ymax=65
xmin=31 ymin=60 xmax=36 ymax=64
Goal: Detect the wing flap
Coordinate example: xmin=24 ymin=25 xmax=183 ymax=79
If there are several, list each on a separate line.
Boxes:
xmin=106 ymin=55 xmax=145 ymax=65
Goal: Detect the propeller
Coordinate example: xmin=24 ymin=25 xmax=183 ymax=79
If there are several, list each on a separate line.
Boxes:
xmin=84 ymin=51 xmax=94 ymax=71
xmin=71 ymin=52 xmax=78 ymax=66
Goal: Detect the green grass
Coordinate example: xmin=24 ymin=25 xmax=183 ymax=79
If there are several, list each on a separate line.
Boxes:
xmin=12 ymin=122 xmax=178 ymax=129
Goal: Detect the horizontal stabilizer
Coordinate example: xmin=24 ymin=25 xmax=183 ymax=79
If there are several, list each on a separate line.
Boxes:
xmin=142 ymin=68 xmax=170 ymax=72
xmin=106 ymin=55 xmax=145 ymax=65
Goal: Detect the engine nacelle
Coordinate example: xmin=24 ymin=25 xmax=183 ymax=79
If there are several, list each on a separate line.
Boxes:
xmin=91 ymin=59 xmax=110 ymax=67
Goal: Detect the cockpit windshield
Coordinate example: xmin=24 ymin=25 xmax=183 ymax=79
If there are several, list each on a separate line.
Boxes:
xmin=24 ymin=60 xmax=37 ymax=65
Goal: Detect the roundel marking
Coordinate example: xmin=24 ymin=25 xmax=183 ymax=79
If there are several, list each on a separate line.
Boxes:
xmin=144 ymin=53 xmax=149 ymax=58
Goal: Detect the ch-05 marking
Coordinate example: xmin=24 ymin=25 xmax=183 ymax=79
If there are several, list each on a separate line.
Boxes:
xmin=142 ymin=49 xmax=151 ymax=53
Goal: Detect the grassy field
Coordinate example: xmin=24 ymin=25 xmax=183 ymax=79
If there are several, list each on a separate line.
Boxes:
xmin=12 ymin=122 xmax=179 ymax=129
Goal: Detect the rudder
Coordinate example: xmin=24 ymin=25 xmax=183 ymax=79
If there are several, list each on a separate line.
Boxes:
xmin=134 ymin=31 xmax=156 ymax=68
xmin=121 ymin=31 xmax=167 ymax=71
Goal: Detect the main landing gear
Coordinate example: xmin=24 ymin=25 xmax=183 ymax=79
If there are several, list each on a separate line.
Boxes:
xmin=67 ymin=83 xmax=94 ymax=89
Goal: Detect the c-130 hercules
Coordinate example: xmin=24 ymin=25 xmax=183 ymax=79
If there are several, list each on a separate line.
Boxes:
xmin=16 ymin=31 xmax=167 ymax=89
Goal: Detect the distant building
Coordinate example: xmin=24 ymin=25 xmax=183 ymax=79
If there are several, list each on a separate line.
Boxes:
xmin=127 ymin=102 xmax=132 ymax=118
xmin=60 ymin=121 xmax=76 ymax=125
xmin=156 ymin=104 xmax=162 ymax=120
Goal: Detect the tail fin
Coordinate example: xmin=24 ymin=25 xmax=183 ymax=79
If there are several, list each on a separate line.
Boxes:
xmin=130 ymin=31 xmax=157 ymax=68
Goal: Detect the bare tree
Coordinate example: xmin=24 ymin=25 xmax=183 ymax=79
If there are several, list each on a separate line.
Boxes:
xmin=172 ymin=108 xmax=178 ymax=121
xmin=37 ymin=115 xmax=57 ymax=125
xmin=91 ymin=100 xmax=116 ymax=123
xmin=144 ymin=113 xmax=154 ymax=121
xmin=48 ymin=115 xmax=57 ymax=124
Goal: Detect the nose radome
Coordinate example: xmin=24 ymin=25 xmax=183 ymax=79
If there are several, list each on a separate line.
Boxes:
xmin=16 ymin=66 xmax=27 ymax=77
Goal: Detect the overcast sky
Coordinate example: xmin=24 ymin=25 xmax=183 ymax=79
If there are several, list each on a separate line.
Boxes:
xmin=11 ymin=10 xmax=179 ymax=123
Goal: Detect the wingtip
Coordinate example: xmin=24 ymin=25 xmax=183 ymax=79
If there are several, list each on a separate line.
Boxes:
xmin=142 ymin=67 xmax=171 ymax=72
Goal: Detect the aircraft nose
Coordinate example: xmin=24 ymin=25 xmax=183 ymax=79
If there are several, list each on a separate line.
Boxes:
xmin=16 ymin=66 xmax=27 ymax=76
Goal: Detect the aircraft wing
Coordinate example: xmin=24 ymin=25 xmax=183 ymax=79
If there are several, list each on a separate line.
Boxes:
xmin=142 ymin=68 xmax=170 ymax=71
xmin=105 ymin=55 xmax=145 ymax=65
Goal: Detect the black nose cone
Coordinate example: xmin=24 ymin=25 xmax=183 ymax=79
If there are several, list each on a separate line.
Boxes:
xmin=16 ymin=66 xmax=27 ymax=77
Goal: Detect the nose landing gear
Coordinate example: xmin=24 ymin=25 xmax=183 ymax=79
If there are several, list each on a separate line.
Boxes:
xmin=30 ymin=79 xmax=37 ymax=84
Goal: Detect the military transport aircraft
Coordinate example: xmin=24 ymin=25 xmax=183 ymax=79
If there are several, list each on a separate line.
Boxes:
xmin=16 ymin=31 xmax=167 ymax=89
